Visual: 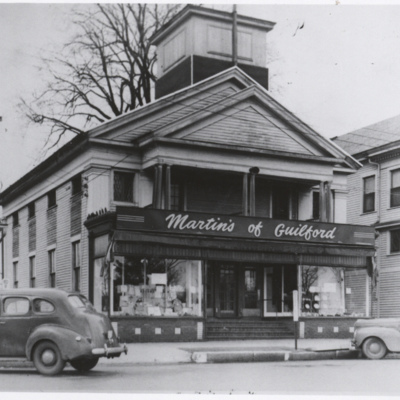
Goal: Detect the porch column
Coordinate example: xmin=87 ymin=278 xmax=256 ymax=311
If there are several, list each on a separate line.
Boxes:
xmin=153 ymin=164 xmax=163 ymax=209
xmin=249 ymin=168 xmax=259 ymax=216
xmin=165 ymin=165 xmax=171 ymax=210
xmin=319 ymin=181 xmax=327 ymax=222
xmin=242 ymin=173 xmax=249 ymax=216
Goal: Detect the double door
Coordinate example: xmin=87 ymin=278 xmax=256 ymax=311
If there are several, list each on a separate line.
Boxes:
xmin=207 ymin=263 xmax=297 ymax=318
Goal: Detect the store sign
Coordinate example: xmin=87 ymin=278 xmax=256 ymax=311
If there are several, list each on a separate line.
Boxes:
xmin=116 ymin=207 xmax=376 ymax=246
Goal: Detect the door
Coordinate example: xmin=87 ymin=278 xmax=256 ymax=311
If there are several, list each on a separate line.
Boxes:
xmin=243 ymin=267 xmax=261 ymax=317
xmin=216 ymin=265 xmax=237 ymax=317
xmin=263 ymin=265 xmax=297 ymax=316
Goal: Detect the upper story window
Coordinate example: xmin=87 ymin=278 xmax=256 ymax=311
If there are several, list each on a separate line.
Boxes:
xmin=28 ymin=202 xmax=36 ymax=219
xmin=12 ymin=212 xmax=19 ymax=227
xmin=171 ymin=183 xmax=184 ymax=211
xmin=48 ymin=189 xmax=57 ymax=209
xmin=48 ymin=249 xmax=56 ymax=288
xmin=72 ymin=241 xmax=81 ymax=292
xmin=363 ymin=175 xmax=375 ymax=213
xmin=29 ymin=256 xmax=36 ymax=288
xmin=13 ymin=262 xmax=18 ymax=288
xmin=390 ymin=228 xmax=400 ymax=254
xmin=391 ymin=169 xmax=400 ymax=208
xmin=71 ymin=174 xmax=82 ymax=196
xmin=114 ymin=171 xmax=135 ymax=203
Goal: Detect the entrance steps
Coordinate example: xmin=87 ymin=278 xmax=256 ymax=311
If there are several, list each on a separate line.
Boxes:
xmin=206 ymin=319 xmax=295 ymax=340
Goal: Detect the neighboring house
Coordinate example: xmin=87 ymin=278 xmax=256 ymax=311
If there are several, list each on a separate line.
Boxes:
xmin=0 ymin=6 xmax=375 ymax=342
xmin=333 ymin=115 xmax=400 ymax=318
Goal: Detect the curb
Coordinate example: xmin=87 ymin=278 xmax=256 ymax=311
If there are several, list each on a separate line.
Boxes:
xmin=191 ymin=349 xmax=361 ymax=363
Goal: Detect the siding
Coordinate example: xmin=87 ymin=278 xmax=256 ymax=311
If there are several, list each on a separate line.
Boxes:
xmin=47 ymin=206 xmax=57 ymax=246
xmin=12 ymin=226 xmax=19 ymax=259
xmin=70 ymin=194 xmax=82 ymax=236
xmin=344 ymin=269 xmax=367 ymax=315
xmin=28 ymin=217 xmax=36 ymax=252
xmin=36 ymin=196 xmax=49 ymax=287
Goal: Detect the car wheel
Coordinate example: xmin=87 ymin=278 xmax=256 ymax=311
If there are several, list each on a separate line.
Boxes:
xmin=33 ymin=340 xmax=66 ymax=376
xmin=70 ymin=358 xmax=99 ymax=372
xmin=362 ymin=337 xmax=387 ymax=360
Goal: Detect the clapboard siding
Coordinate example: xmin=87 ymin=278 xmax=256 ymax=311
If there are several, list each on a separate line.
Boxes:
xmin=112 ymin=84 xmax=239 ymax=142
xmin=36 ymin=196 xmax=49 ymax=287
xmin=186 ymin=173 xmax=242 ymax=215
xmin=80 ymin=193 xmax=89 ymax=297
xmin=55 ymin=183 xmax=72 ymax=290
xmin=344 ymin=269 xmax=367 ymax=315
xmin=380 ymin=160 xmax=400 ymax=223
xmin=379 ymin=268 xmax=400 ymax=317
xmin=185 ymin=105 xmax=313 ymax=155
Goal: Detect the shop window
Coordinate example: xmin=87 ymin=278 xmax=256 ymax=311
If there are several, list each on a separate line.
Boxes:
xmin=72 ymin=241 xmax=81 ymax=291
xmin=29 ymin=256 xmax=36 ymax=288
xmin=48 ymin=249 xmax=56 ymax=287
xmin=391 ymin=169 xmax=400 ymax=208
xmin=390 ymin=229 xmax=400 ymax=254
xmin=363 ymin=175 xmax=375 ymax=213
xmin=104 ymin=257 xmax=202 ymax=317
xmin=114 ymin=171 xmax=135 ymax=203
xmin=300 ymin=266 xmax=345 ymax=316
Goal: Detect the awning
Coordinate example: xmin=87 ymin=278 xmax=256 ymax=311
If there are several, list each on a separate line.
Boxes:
xmin=112 ymin=230 xmax=375 ymax=268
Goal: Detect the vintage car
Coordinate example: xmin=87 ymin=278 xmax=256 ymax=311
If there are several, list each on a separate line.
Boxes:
xmin=352 ymin=318 xmax=400 ymax=359
xmin=0 ymin=288 xmax=127 ymax=375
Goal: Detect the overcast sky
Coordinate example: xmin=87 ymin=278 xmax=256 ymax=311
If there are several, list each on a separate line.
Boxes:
xmin=2 ymin=1 xmax=400 ymax=190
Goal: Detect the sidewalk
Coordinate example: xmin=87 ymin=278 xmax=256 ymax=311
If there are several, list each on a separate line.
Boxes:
xmin=0 ymin=339 xmax=361 ymax=369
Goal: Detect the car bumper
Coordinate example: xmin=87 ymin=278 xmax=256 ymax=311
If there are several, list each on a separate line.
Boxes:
xmin=92 ymin=343 xmax=128 ymax=358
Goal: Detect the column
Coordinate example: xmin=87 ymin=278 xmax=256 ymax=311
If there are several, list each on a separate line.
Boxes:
xmin=165 ymin=165 xmax=171 ymax=210
xmin=242 ymin=173 xmax=249 ymax=216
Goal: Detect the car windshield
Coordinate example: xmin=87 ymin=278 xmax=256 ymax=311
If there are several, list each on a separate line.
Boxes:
xmin=67 ymin=295 xmax=86 ymax=309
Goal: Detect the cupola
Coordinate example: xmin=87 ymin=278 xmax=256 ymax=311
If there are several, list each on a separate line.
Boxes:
xmin=150 ymin=5 xmax=275 ymax=99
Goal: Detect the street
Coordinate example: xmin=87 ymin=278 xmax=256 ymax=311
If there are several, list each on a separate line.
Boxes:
xmin=1 ymin=359 xmax=400 ymax=395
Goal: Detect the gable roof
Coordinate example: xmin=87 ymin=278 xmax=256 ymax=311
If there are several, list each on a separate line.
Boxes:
xmin=332 ymin=114 xmax=400 ymax=157
xmin=92 ymin=66 xmax=358 ymax=167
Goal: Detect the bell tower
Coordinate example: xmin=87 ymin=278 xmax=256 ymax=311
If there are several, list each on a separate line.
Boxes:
xmin=151 ymin=5 xmax=275 ymax=99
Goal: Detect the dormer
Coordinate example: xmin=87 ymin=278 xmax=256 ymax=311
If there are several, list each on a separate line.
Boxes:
xmin=151 ymin=5 xmax=275 ymax=99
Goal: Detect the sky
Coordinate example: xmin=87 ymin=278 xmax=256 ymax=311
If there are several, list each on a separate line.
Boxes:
xmin=2 ymin=1 xmax=400 ymax=190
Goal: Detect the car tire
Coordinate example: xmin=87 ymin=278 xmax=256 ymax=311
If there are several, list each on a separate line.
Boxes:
xmin=33 ymin=340 xmax=66 ymax=376
xmin=70 ymin=358 xmax=99 ymax=372
xmin=362 ymin=337 xmax=387 ymax=360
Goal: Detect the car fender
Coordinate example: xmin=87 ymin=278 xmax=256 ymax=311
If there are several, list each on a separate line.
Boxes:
xmin=355 ymin=326 xmax=400 ymax=352
xmin=26 ymin=324 xmax=93 ymax=361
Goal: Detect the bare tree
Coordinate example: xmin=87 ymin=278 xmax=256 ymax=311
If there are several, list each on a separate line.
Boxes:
xmin=20 ymin=3 xmax=182 ymax=147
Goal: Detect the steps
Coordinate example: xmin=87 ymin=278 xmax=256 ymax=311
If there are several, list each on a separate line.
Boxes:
xmin=206 ymin=319 xmax=295 ymax=340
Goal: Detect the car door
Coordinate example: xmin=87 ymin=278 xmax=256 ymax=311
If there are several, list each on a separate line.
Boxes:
xmin=0 ymin=296 xmax=32 ymax=357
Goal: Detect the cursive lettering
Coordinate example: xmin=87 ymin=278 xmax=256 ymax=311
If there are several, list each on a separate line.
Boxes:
xmin=274 ymin=223 xmax=336 ymax=241
xmin=166 ymin=214 xmax=235 ymax=233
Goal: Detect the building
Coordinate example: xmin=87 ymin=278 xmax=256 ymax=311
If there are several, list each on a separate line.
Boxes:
xmin=0 ymin=6 xmax=375 ymax=342
xmin=333 ymin=114 xmax=400 ymax=319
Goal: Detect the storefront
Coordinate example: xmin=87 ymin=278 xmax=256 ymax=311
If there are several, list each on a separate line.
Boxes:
xmin=86 ymin=207 xmax=376 ymax=342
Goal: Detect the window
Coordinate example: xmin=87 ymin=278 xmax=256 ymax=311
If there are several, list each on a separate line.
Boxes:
xmin=3 ymin=297 xmax=29 ymax=315
xmin=114 ymin=171 xmax=135 ymax=202
xmin=48 ymin=249 xmax=56 ymax=287
xmin=28 ymin=202 xmax=35 ymax=219
xmin=312 ymin=191 xmax=320 ymax=220
xmin=48 ymin=190 xmax=57 ymax=208
xmin=33 ymin=299 xmax=55 ymax=314
xmin=391 ymin=169 xmax=400 ymax=208
xmin=363 ymin=175 xmax=375 ymax=213
xmin=13 ymin=262 xmax=18 ymax=288
xmin=71 ymin=174 xmax=82 ymax=196
xmin=29 ymin=256 xmax=36 ymax=288
xmin=390 ymin=229 xmax=400 ymax=253
xmin=170 ymin=183 xmax=184 ymax=211
xmin=12 ymin=212 xmax=19 ymax=227
xmin=72 ymin=241 xmax=81 ymax=291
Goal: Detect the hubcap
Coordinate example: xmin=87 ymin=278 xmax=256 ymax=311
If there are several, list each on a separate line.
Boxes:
xmin=370 ymin=342 xmax=380 ymax=354
xmin=41 ymin=349 xmax=56 ymax=365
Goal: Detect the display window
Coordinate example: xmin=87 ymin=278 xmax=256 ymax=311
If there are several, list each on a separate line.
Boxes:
xmin=98 ymin=257 xmax=203 ymax=317
xmin=300 ymin=266 xmax=345 ymax=316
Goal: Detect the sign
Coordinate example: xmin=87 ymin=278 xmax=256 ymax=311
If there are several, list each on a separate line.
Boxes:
xmin=116 ymin=207 xmax=376 ymax=246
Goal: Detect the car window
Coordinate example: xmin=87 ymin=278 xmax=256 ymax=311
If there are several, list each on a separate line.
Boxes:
xmin=33 ymin=299 xmax=55 ymax=314
xmin=68 ymin=295 xmax=86 ymax=308
xmin=3 ymin=297 xmax=30 ymax=315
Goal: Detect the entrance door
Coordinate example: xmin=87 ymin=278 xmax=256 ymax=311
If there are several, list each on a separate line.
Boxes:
xmin=243 ymin=267 xmax=260 ymax=317
xmin=216 ymin=265 xmax=237 ymax=317
xmin=263 ymin=265 xmax=297 ymax=316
